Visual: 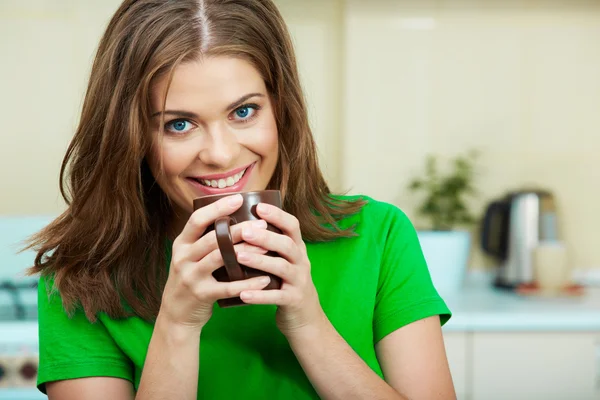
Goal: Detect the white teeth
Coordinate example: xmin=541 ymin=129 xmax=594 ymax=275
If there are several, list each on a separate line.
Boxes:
xmin=198 ymin=167 xmax=247 ymax=188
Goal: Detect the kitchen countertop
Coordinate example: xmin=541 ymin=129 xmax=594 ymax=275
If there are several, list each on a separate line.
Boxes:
xmin=441 ymin=273 xmax=600 ymax=332
xmin=0 ymin=389 xmax=46 ymax=400
xmin=2 ymin=276 xmax=600 ymax=338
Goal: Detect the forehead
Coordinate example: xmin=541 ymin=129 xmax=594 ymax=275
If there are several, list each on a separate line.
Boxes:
xmin=152 ymin=56 xmax=266 ymax=111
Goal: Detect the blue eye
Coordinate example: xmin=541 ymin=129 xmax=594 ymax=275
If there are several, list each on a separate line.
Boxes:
xmin=165 ymin=119 xmax=194 ymax=134
xmin=236 ymin=107 xmax=251 ymax=118
xmin=231 ymin=104 xmax=260 ymax=122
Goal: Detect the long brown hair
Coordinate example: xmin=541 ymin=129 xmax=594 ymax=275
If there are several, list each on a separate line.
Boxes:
xmin=27 ymin=0 xmax=365 ymax=322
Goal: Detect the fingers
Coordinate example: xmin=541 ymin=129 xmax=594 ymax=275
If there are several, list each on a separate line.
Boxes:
xmin=177 ymin=194 xmax=243 ymax=244
xmin=187 ymin=219 xmax=267 ymax=261
xmin=237 ymin=252 xmax=295 ymax=282
xmin=233 ymin=242 xmax=268 ymax=255
xmin=255 ymin=203 xmax=303 ymax=245
xmin=241 ymin=227 xmax=301 ymax=262
xmin=192 ymin=241 xmax=268 ymax=279
xmin=174 ymin=245 xmax=272 ymax=301
xmin=209 ymin=275 xmax=272 ymax=300
xmin=239 ymin=287 xmax=291 ymax=305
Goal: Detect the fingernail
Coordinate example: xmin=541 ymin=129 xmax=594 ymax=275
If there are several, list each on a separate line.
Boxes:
xmin=237 ymin=252 xmax=250 ymax=262
xmin=242 ymin=227 xmax=255 ymax=239
xmin=259 ymin=276 xmax=270 ymax=285
xmin=252 ymin=219 xmax=267 ymax=229
xmin=241 ymin=292 xmax=253 ymax=300
xmin=228 ymin=194 xmax=242 ymax=207
xmin=257 ymin=203 xmax=270 ymax=215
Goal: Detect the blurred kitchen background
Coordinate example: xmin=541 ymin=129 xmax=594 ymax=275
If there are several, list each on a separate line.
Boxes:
xmin=1 ymin=0 xmax=599 ymax=399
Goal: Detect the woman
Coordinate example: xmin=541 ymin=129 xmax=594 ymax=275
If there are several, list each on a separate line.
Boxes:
xmin=28 ymin=0 xmax=455 ymax=399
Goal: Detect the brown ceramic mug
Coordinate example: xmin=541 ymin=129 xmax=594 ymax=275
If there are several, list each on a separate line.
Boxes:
xmin=193 ymin=190 xmax=283 ymax=307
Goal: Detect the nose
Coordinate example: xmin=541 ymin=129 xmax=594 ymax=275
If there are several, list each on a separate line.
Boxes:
xmin=197 ymin=123 xmax=240 ymax=167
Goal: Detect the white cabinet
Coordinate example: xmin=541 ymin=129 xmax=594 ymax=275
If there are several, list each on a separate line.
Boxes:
xmin=443 ymin=332 xmax=469 ymax=400
xmin=443 ymin=331 xmax=600 ymax=400
xmin=471 ymin=332 xmax=600 ymax=400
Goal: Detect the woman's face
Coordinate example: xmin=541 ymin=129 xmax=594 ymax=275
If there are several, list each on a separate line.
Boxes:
xmin=147 ymin=56 xmax=279 ymax=225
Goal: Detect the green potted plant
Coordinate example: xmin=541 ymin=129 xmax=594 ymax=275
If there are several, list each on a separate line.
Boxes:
xmin=408 ymin=150 xmax=479 ymax=293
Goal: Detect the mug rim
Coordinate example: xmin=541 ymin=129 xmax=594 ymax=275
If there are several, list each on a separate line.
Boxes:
xmin=194 ymin=189 xmax=280 ymax=202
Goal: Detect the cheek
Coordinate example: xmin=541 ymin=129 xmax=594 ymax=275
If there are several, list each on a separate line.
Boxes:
xmin=242 ymin=119 xmax=278 ymax=157
xmin=263 ymin=130 xmax=279 ymax=156
xmin=145 ymin=146 xmax=163 ymax=181
xmin=153 ymin=143 xmax=194 ymax=177
xmin=147 ymin=142 xmax=189 ymax=183
xmin=259 ymin=114 xmax=279 ymax=155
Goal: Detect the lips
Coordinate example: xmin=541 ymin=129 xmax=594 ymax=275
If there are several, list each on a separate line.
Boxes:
xmin=187 ymin=162 xmax=256 ymax=195
xmin=195 ymin=166 xmax=248 ymax=189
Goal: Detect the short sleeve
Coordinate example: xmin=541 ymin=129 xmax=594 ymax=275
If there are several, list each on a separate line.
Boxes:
xmin=372 ymin=204 xmax=451 ymax=343
xmin=36 ymin=275 xmax=133 ymax=393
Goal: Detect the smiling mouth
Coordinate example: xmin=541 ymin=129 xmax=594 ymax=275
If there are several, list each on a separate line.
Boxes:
xmin=194 ymin=166 xmax=249 ymax=189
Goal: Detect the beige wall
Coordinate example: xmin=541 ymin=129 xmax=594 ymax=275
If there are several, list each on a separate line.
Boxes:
xmin=275 ymin=0 xmax=345 ymax=192
xmin=340 ymin=0 xmax=600 ymax=270
xmin=0 ymin=1 xmax=125 ymax=213
xmin=1 ymin=0 xmax=598 ymax=270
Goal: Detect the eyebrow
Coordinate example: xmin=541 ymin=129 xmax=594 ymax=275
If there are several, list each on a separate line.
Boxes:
xmin=151 ymin=92 xmax=265 ymax=119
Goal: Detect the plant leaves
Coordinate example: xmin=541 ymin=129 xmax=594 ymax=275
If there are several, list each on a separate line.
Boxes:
xmin=406 ymin=150 xmax=479 ymax=230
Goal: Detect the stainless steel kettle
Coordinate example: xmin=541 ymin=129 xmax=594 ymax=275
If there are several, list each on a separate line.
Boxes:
xmin=481 ymin=190 xmax=559 ymax=289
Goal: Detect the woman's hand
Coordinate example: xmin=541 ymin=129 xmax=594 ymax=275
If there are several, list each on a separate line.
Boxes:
xmin=160 ymin=194 xmax=271 ymax=330
xmin=236 ymin=203 xmax=326 ymax=337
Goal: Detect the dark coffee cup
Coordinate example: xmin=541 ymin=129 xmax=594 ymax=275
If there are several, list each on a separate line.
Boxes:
xmin=193 ymin=190 xmax=283 ymax=307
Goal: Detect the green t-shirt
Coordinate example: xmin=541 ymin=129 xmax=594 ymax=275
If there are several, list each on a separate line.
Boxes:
xmin=37 ymin=196 xmax=451 ymax=398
